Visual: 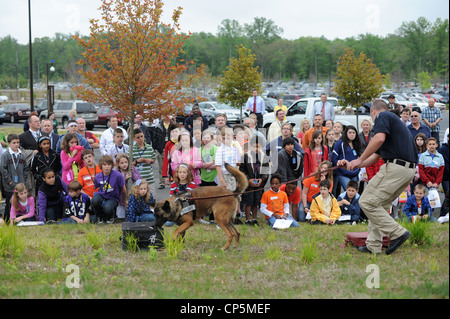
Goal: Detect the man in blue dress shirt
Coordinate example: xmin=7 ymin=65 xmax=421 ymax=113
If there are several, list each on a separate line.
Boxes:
xmin=246 ymin=89 xmax=265 ymax=128
xmin=313 ymin=93 xmax=335 ymax=126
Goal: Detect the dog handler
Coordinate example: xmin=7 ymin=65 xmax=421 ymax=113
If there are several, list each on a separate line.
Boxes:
xmin=341 ymin=99 xmax=417 ymax=255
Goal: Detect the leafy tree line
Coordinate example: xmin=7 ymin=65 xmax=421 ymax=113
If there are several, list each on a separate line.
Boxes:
xmin=0 ymin=16 xmax=448 ymax=90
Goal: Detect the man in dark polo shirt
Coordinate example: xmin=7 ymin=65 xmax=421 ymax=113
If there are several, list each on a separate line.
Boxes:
xmin=340 ymin=99 xmax=416 ymax=255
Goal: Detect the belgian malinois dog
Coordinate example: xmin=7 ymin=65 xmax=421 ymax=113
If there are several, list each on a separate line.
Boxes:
xmin=154 ymin=163 xmax=249 ymax=250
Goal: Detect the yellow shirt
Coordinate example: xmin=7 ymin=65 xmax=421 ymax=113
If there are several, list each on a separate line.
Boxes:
xmin=274 ymin=105 xmax=288 ymax=121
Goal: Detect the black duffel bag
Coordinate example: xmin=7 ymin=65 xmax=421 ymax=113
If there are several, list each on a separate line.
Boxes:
xmin=121 ymin=222 xmax=164 ymax=251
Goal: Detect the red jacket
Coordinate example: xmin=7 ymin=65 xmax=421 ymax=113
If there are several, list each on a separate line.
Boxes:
xmin=303 ymin=146 xmax=329 ymax=178
xmin=162 ymin=140 xmax=177 ymax=179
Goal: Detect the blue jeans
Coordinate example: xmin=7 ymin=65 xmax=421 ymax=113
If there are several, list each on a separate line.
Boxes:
xmin=91 ymin=193 xmax=118 ymax=222
xmin=297 ymin=202 xmax=311 ymax=222
xmin=138 ymin=213 xmax=156 ymax=222
xmin=337 ymin=175 xmax=358 ymax=191
xmin=267 ymin=215 xmax=299 ymax=228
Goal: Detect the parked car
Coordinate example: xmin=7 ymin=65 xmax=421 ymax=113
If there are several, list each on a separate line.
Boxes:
xmin=40 ymin=100 xmax=98 ymax=130
xmin=281 ymin=93 xmax=305 ymax=106
xmin=263 ymin=97 xmax=371 ymax=134
xmin=34 ymin=100 xmax=48 ymax=116
xmin=95 ymin=105 xmax=123 ymax=127
xmin=0 ymin=106 xmax=5 ymax=124
xmin=0 ymin=95 xmax=8 ymax=102
xmin=198 ymin=101 xmax=241 ymax=124
xmin=3 ymin=103 xmax=31 ymax=123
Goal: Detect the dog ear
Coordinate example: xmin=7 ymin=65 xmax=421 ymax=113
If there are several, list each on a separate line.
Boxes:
xmin=163 ymin=200 xmax=171 ymax=211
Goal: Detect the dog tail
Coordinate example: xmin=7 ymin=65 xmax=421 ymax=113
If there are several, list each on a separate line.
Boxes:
xmin=225 ymin=163 xmax=249 ymax=195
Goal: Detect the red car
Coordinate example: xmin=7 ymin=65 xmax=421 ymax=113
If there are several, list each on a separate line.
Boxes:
xmin=95 ymin=105 xmax=123 ymax=127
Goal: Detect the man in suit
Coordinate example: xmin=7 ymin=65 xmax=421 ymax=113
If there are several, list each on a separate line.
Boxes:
xmin=19 ymin=115 xmax=42 ymax=196
xmin=19 ymin=115 xmax=41 ymax=151
xmin=40 ymin=119 xmax=60 ymax=151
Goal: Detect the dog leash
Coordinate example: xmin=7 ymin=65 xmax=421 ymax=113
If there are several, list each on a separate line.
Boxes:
xmin=186 ymin=165 xmax=341 ymax=201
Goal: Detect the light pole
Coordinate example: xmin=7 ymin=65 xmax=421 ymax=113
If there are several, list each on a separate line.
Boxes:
xmin=46 ymin=60 xmax=55 ymax=113
xmin=28 ymin=0 xmax=34 ymax=111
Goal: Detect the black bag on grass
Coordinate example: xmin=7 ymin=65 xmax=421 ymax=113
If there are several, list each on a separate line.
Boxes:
xmin=121 ymin=222 xmax=164 ymax=251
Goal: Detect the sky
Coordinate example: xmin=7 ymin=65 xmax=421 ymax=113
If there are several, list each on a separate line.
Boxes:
xmin=1 ymin=0 xmax=449 ymax=44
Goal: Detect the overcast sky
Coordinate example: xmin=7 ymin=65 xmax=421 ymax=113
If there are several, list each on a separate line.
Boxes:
xmin=1 ymin=0 xmax=449 ymax=44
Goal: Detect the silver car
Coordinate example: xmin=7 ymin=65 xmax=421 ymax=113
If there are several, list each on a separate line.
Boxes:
xmin=40 ymin=100 xmax=98 ymax=130
xmin=198 ymin=101 xmax=242 ymax=124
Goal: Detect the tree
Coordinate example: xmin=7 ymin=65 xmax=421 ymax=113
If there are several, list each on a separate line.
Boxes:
xmin=335 ymin=47 xmax=384 ymax=128
xmin=217 ymin=45 xmax=261 ymax=123
xmin=74 ymin=0 xmax=203 ymax=179
xmin=417 ymin=71 xmax=432 ymax=91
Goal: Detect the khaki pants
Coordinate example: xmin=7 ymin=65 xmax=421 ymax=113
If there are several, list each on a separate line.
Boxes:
xmin=359 ymin=162 xmax=415 ymax=253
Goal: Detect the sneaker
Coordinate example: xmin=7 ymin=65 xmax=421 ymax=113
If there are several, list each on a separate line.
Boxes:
xmin=385 ymin=231 xmax=410 ymax=255
xmin=158 ymin=185 xmax=165 ymax=189
xmin=245 ymin=220 xmax=253 ymax=225
xmin=106 ymin=217 xmax=115 ymax=224
xmin=234 ymin=218 xmax=243 ymax=225
xmin=252 ymin=219 xmax=259 ymax=226
xmin=198 ymin=218 xmax=210 ymax=225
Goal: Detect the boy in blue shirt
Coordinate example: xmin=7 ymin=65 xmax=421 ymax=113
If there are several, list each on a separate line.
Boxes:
xmin=337 ymin=180 xmax=360 ymax=224
xmin=403 ymin=184 xmax=436 ymax=222
xmin=62 ymin=180 xmax=91 ymax=224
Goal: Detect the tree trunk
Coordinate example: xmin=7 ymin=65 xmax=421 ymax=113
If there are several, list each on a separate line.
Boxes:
xmin=127 ymin=114 xmax=135 ymax=191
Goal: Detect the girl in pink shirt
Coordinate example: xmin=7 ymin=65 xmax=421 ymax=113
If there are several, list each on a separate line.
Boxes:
xmin=170 ymin=131 xmax=202 ymax=185
xmin=10 ymin=183 xmax=36 ymax=223
xmin=60 ymin=133 xmax=85 ymax=184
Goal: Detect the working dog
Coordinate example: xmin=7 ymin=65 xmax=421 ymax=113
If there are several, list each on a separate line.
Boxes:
xmin=154 ymin=163 xmax=249 ymax=250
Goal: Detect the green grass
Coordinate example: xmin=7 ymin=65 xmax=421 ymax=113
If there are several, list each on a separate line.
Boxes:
xmin=0 ymin=220 xmax=448 ymax=299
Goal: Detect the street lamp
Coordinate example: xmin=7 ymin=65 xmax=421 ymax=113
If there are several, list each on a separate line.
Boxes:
xmin=46 ymin=60 xmax=55 ymax=113
xmin=28 ymin=0 xmax=34 ymax=111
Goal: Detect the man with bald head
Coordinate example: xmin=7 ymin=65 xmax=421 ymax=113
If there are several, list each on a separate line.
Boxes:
xmin=407 ymin=111 xmax=431 ymax=140
xmin=40 ymin=119 xmax=60 ymax=151
xmin=77 ymin=118 xmax=100 ymax=150
xmin=422 ymin=98 xmax=442 ymax=147
xmin=19 ymin=115 xmax=41 ymax=151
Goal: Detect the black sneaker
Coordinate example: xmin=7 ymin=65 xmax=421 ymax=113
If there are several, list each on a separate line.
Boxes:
xmin=159 ymin=185 xmax=165 ymax=189
xmin=245 ymin=220 xmax=253 ymax=226
xmin=252 ymin=220 xmax=259 ymax=226
xmin=385 ymin=231 xmax=410 ymax=255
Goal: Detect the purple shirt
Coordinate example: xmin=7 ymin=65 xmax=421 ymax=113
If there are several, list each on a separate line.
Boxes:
xmin=94 ymin=170 xmax=125 ymax=201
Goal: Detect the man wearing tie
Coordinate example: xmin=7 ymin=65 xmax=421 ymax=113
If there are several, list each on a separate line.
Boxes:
xmin=313 ymin=93 xmax=335 ymax=126
xmin=246 ymin=89 xmax=265 ymax=128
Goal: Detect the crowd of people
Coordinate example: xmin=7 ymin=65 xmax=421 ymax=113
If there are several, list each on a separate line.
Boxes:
xmin=0 ymin=96 xmax=448 ymax=233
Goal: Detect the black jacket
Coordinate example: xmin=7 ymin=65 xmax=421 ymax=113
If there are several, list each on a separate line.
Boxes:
xmin=31 ymin=149 xmax=62 ymax=186
xmin=276 ymin=148 xmax=304 ymax=183
xmin=239 ymin=151 xmax=270 ymax=190
xmin=150 ymin=120 xmax=178 ymax=154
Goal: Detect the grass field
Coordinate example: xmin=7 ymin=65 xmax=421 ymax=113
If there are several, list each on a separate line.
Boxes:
xmin=0 ymin=219 xmax=448 ymax=299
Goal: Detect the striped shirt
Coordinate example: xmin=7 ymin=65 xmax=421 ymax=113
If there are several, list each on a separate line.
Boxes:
xmin=133 ymin=142 xmax=156 ymax=185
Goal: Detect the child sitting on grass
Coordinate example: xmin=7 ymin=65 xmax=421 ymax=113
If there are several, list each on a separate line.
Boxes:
xmin=92 ymin=155 xmax=127 ymax=224
xmin=310 ymin=179 xmax=341 ymax=225
xmin=336 ymin=180 xmax=360 ymax=224
xmin=126 ymin=179 xmax=156 ymax=223
xmin=403 ymin=184 xmax=437 ymax=222
xmin=260 ymin=173 xmax=299 ymax=228
xmin=10 ymin=183 xmax=36 ymax=224
xmin=62 ymin=180 xmax=91 ymax=224
xmin=37 ymin=168 xmax=68 ymax=223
